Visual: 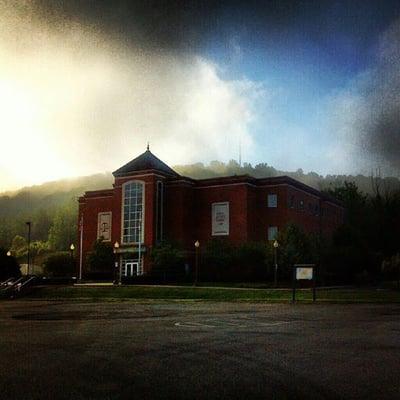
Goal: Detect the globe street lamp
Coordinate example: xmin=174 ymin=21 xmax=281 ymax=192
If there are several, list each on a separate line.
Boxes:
xmin=273 ymin=240 xmax=279 ymax=287
xmin=69 ymin=244 xmax=75 ymax=272
xmin=7 ymin=250 xmax=11 ymax=257
xmin=194 ymin=240 xmax=200 ymax=286
xmin=113 ymin=241 xmax=120 ymax=285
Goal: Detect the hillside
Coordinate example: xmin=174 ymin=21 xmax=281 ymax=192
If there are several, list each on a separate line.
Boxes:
xmin=1 ymin=160 xmax=399 ymax=249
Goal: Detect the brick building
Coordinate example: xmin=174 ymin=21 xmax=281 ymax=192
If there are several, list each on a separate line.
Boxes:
xmin=77 ymin=147 xmax=344 ymax=278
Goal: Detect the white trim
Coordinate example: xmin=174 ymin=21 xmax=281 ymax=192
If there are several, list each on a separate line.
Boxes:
xmin=121 ymin=180 xmax=145 ymax=245
xmin=166 ymin=180 xmax=195 ymax=186
xmin=322 ymin=200 xmax=343 ymax=208
xmin=84 ymin=195 xmax=113 ymax=199
xmin=195 ymin=182 xmax=256 ymax=189
xmin=194 ymin=182 xmax=326 ymax=202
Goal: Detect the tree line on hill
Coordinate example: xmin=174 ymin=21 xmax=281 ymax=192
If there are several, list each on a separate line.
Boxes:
xmin=0 ymin=161 xmax=399 ymax=284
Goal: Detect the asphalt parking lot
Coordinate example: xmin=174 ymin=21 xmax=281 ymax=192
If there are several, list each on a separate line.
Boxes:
xmin=0 ymin=300 xmax=399 ymax=399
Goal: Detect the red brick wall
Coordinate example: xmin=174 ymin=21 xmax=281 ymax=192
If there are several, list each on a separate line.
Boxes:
xmin=113 ymin=174 xmax=160 ymax=274
xmin=193 ymin=183 xmax=249 ymax=245
xmin=164 ymin=181 xmax=195 ymax=248
xmin=249 ymin=185 xmax=289 ymax=242
xmin=78 ymin=174 xmax=345 ymax=276
xmin=78 ymin=192 xmax=114 ymax=275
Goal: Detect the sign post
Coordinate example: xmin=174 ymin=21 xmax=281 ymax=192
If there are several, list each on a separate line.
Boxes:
xmin=292 ymin=264 xmax=316 ymax=303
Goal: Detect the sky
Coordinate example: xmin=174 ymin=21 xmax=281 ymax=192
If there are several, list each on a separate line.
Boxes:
xmin=1 ymin=0 xmax=400 ymax=192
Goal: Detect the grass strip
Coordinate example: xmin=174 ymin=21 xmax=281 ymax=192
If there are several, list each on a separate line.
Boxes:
xmin=26 ymin=286 xmax=400 ymax=303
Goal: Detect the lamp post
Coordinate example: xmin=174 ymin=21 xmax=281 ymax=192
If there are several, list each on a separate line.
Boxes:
xmin=194 ymin=240 xmax=200 ymax=286
xmin=7 ymin=250 xmax=11 ymax=257
xmin=70 ymin=244 xmax=75 ymax=272
xmin=273 ymin=240 xmax=279 ymax=287
xmin=113 ymin=241 xmax=120 ymax=285
xmin=26 ymin=221 xmax=31 ymax=276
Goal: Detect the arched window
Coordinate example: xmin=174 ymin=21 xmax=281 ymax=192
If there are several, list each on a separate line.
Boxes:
xmin=122 ymin=181 xmax=144 ymax=244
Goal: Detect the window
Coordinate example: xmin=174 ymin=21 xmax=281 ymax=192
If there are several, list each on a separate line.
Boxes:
xmin=299 ymin=200 xmax=304 ymax=210
xmin=268 ymin=226 xmax=278 ymax=241
xmin=289 ymin=195 xmax=295 ymax=208
xmin=268 ymin=194 xmax=277 ymax=208
xmin=122 ymin=181 xmax=144 ymax=244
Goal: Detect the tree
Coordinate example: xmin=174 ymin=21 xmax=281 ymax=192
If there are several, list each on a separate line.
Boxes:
xmin=151 ymin=241 xmax=185 ymax=279
xmin=48 ymin=200 xmax=78 ymax=251
xmin=0 ymin=248 xmax=21 ymax=280
xmin=86 ymin=239 xmax=114 ymax=278
xmin=30 ymin=241 xmax=50 ymax=266
xmin=42 ymin=252 xmax=75 ymax=277
xmin=276 ymin=224 xmax=317 ymax=279
xmin=10 ymin=235 xmax=27 ymax=259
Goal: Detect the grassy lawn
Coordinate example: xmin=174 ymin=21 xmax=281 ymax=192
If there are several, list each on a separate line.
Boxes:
xmin=26 ymin=285 xmax=400 ymax=303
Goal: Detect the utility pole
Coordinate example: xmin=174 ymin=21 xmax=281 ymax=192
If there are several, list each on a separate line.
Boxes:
xmin=79 ymin=216 xmax=84 ymax=282
xmin=138 ymin=217 xmax=142 ymax=276
xmin=26 ymin=222 xmax=31 ymax=275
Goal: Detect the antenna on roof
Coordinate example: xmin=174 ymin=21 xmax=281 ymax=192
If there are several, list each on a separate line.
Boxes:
xmin=239 ymin=135 xmax=242 ymax=167
xmin=147 ymin=142 xmax=150 ymax=151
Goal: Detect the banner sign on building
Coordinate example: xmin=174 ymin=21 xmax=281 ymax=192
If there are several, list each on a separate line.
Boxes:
xmin=212 ymin=202 xmax=229 ymax=236
xmin=97 ymin=212 xmax=112 ymax=241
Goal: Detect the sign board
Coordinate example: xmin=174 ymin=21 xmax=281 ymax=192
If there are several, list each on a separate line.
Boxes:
xmin=292 ymin=264 xmax=317 ymax=303
xmin=212 ymin=202 xmax=229 ymax=236
xmin=296 ymin=267 xmax=314 ymax=280
xmin=97 ymin=212 xmax=112 ymax=241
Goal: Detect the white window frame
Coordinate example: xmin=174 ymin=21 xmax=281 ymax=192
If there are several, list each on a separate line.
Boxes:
xmin=121 ymin=180 xmax=145 ymax=244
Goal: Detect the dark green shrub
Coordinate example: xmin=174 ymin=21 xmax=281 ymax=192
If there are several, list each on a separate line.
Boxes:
xmin=277 ymin=224 xmax=318 ymax=280
xmin=86 ymin=239 xmax=114 ymax=279
xmin=43 ymin=251 xmax=74 ymax=277
xmin=232 ymin=242 xmax=268 ymax=280
xmin=150 ymin=241 xmax=185 ymax=280
xmin=0 ymin=248 xmax=21 ymax=280
xmin=203 ymin=238 xmax=236 ymax=281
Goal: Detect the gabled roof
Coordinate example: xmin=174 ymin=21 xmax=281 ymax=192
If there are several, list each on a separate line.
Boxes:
xmin=113 ymin=149 xmax=180 ymax=178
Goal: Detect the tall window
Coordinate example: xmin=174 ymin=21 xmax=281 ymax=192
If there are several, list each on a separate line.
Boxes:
xmin=122 ymin=181 xmax=144 ymax=244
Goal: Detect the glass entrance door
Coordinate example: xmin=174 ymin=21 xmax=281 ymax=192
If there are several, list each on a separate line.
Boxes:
xmin=122 ymin=262 xmax=139 ymax=277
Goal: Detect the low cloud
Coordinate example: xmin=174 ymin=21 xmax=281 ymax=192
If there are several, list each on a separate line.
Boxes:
xmin=0 ymin=3 xmax=264 ymax=191
xmin=327 ymin=17 xmax=400 ymax=175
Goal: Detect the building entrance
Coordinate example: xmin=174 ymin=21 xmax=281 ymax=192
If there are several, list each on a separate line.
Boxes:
xmin=121 ymin=256 xmax=143 ymax=277
xmin=122 ymin=262 xmax=139 ymax=277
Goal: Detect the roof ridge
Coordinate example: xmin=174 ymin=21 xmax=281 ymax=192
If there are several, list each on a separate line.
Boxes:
xmin=113 ymin=150 xmax=180 ymax=177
